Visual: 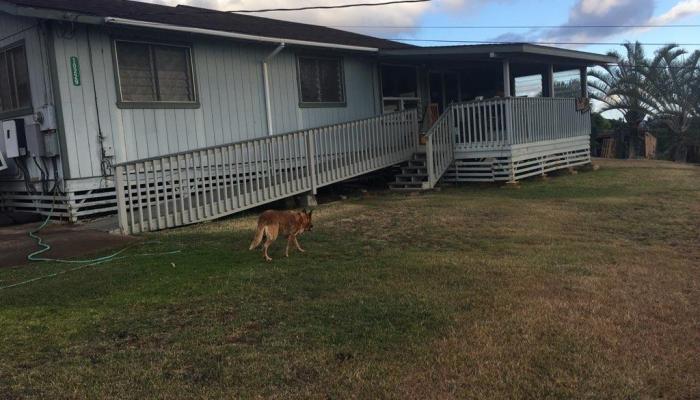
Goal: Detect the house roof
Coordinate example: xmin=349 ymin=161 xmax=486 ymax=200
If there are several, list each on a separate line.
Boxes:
xmin=0 ymin=0 xmax=411 ymax=50
xmin=0 ymin=0 xmax=616 ymax=64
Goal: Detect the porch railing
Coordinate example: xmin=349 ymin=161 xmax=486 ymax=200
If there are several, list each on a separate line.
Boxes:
xmin=114 ymin=109 xmax=418 ymax=234
xmin=453 ymin=97 xmax=591 ymax=151
xmin=425 ymin=97 xmax=591 ymax=186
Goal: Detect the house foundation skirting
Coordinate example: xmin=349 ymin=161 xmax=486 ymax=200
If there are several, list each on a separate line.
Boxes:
xmin=0 ymin=178 xmax=117 ymax=222
xmin=443 ymin=137 xmax=591 ymax=183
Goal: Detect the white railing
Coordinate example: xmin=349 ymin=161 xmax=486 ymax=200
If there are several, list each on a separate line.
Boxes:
xmin=425 ymin=111 xmax=455 ymax=188
xmin=507 ymin=97 xmax=591 ymax=145
xmin=114 ymin=109 xmax=418 ymax=234
xmin=453 ymin=97 xmax=591 ymax=151
xmin=425 ymin=97 xmax=590 ymax=186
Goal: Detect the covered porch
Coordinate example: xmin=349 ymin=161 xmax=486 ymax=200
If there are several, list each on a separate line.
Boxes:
xmin=379 ymin=44 xmax=615 ymax=184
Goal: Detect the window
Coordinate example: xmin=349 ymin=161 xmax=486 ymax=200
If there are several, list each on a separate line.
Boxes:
xmin=297 ymin=56 xmax=345 ymax=106
xmin=114 ymin=40 xmax=197 ymax=107
xmin=0 ymin=43 xmax=32 ymax=117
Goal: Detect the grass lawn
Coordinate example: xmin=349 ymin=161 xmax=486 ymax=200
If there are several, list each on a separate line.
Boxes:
xmin=1 ymin=159 xmax=699 ymax=399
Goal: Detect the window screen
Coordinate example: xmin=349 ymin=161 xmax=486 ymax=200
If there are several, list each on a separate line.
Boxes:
xmin=0 ymin=44 xmax=32 ymax=115
xmin=115 ymin=41 xmax=196 ymax=105
xmin=297 ymin=56 xmax=345 ymax=105
xmin=514 ymin=74 xmax=543 ymax=98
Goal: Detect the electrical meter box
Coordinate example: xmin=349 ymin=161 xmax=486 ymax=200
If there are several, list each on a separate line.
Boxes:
xmin=3 ymin=119 xmax=27 ymax=158
xmin=43 ymin=130 xmax=60 ymax=157
xmin=36 ymin=104 xmax=57 ymax=131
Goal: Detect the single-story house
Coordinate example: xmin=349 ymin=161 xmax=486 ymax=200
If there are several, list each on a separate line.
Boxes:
xmin=0 ymin=0 xmax=616 ymax=233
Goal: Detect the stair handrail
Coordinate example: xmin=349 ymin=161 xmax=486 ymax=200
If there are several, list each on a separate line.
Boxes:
xmin=425 ymin=106 xmax=455 ymax=188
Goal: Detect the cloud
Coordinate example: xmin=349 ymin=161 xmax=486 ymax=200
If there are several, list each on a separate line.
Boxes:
xmin=495 ymin=0 xmax=700 ymax=47
xmin=142 ymin=0 xmax=488 ymax=36
xmin=649 ymin=0 xmax=700 ymax=25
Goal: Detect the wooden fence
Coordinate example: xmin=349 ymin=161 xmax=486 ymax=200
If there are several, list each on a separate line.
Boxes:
xmin=114 ymin=110 xmax=418 ymax=234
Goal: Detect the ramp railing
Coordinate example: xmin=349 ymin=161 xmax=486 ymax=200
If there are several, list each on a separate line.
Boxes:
xmin=114 ymin=109 xmax=418 ymax=234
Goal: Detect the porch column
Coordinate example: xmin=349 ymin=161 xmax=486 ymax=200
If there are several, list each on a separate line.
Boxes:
xmin=544 ymin=64 xmax=555 ymax=97
xmin=580 ymin=67 xmax=588 ymax=97
xmin=502 ymin=60 xmax=511 ymax=97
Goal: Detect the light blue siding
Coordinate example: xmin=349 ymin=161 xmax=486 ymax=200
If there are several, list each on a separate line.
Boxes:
xmin=52 ymin=26 xmax=381 ymax=179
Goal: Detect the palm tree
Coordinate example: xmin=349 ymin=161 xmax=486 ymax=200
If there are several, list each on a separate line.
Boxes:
xmin=588 ymin=42 xmax=650 ymax=158
xmin=642 ymin=45 xmax=700 ymax=161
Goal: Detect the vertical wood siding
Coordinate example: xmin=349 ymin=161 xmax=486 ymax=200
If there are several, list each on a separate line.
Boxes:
xmin=52 ymin=26 xmax=381 ymax=179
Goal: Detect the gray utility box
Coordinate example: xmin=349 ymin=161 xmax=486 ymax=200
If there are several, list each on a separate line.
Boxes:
xmin=43 ymin=129 xmax=60 ymax=157
xmin=25 ymin=123 xmax=45 ymax=156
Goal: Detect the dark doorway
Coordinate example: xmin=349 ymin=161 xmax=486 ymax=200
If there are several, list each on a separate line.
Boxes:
xmin=429 ymin=72 xmax=460 ymax=114
xmin=380 ymin=64 xmax=420 ymax=113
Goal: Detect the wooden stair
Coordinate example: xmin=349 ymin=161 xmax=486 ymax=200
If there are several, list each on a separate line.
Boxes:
xmin=389 ymin=153 xmax=430 ymax=191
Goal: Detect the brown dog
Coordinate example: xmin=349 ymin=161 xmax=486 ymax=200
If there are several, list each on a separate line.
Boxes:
xmin=249 ymin=209 xmax=314 ymax=261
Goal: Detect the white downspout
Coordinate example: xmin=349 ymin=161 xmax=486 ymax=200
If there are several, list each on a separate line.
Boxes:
xmin=263 ymin=43 xmax=286 ymax=136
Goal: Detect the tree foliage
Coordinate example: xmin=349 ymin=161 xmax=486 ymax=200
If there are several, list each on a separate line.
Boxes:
xmin=588 ymin=41 xmax=700 ymax=161
xmin=643 ymin=45 xmax=700 ymax=160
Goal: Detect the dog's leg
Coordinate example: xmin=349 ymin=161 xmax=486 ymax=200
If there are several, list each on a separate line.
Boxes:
xmin=263 ymin=239 xmax=274 ymax=261
xmin=293 ymin=235 xmax=305 ymax=253
xmin=286 ymin=235 xmax=294 ymax=257
xmin=262 ymin=225 xmax=278 ymax=261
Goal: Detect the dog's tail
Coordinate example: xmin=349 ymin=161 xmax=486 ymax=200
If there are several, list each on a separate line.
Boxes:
xmin=249 ymin=223 xmax=266 ymax=250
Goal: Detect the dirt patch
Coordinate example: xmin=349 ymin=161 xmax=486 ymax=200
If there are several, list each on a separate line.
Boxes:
xmin=0 ymin=222 xmax=138 ymax=268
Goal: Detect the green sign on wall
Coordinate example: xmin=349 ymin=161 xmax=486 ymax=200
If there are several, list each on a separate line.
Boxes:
xmin=70 ymin=56 xmax=81 ymax=86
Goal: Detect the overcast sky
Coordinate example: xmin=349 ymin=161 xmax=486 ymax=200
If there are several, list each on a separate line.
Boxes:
xmin=146 ymin=0 xmax=700 ymax=54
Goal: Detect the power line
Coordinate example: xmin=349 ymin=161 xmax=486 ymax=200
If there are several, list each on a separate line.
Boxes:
xmin=229 ymin=0 xmax=430 ymax=13
xmin=334 ymin=24 xmax=700 ymax=29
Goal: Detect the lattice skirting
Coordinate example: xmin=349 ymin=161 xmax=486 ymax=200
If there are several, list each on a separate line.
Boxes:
xmin=0 ymin=181 xmax=117 ymax=221
xmin=443 ymin=140 xmax=591 ymax=183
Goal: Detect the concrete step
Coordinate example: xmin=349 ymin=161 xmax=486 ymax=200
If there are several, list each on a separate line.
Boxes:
xmin=388 ymin=151 xmax=431 ymax=192
xmin=396 ymin=173 xmax=428 ymax=179
xmin=395 ymin=174 xmax=428 ymax=182
xmin=406 ymin=160 xmax=427 ymax=168
xmin=389 ymin=181 xmax=431 ymax=191
xmin=389 ymin=187 xmax=424 ymax=192
xmin=401 ymin=167 xmax=427 ymax=174
xmin=389 ymin=183 xmax=425 ymax=190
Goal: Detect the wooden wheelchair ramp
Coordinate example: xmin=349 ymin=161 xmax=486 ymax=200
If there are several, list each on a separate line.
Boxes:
xmin=114 ymin=110 xmax=418 ymax=234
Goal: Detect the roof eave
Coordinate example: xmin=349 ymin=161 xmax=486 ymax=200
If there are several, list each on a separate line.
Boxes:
xmin=103 ymin=17 xmax=379 ymax=52
xmin=0 ymin=0 xmax=104 ymax=24
xmin=519 ymin=44 xmax=618 ymax=64
xmin=380 ymin=43 xmax=618 ymax=65
xmin=0 ymin=1 xmax=380 ymax=52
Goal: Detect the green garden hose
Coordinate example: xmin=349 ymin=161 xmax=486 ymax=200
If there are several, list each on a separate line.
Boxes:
xmin=0 ymin=196 xmax=181 ymax=291
xmin=27 ymin=211 xmax=132 ymax=264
